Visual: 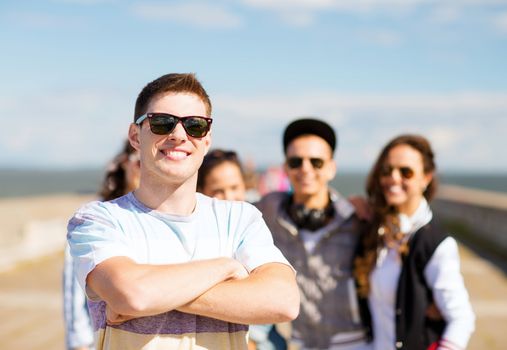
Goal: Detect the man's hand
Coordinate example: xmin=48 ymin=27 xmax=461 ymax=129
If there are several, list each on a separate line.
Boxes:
xmin=348 ymin=195 xmax=372 ymax=221
xmin=177 ymin=263 xmax=299 ymax=324
xmin=227 ymin=259 xmax=249 ymax=281
xmin=106 ymin=304 xmax=137 ymax=326
xmin=425 ymin=302 xmax=443 ymax=320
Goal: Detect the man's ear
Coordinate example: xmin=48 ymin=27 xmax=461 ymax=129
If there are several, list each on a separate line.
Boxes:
xmin=327 ymin=158 xmax=337 ymax=181
xmin=128 ymin=123 xmax=141 ymax=151
xmin=203 ymin=131 xmax=212 ymax=155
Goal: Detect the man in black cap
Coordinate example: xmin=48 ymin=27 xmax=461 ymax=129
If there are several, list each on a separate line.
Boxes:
xmin=255 ymin=118 xmax=371 ymax=350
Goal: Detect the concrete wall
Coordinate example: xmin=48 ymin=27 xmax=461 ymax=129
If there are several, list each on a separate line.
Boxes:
xmin=432 ymin=185 xmax=507 ymax=257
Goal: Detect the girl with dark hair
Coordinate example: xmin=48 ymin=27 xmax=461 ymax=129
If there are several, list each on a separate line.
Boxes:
xmin=197 ymin=149 xmax=247 ymax=201
xmin=354 ymin=134 xmax=475 ymax=350
xmin=63 ymin=140 xmax=140 ymax=350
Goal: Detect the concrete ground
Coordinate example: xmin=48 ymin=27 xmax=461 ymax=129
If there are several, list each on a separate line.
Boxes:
xmin=0 ymin=244 xmax=505 ymax=350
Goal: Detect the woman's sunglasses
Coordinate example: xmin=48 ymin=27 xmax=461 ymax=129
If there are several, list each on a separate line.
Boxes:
xmin=286 ymin=157 xmax=325 ymax=169
xmin=380 ymin=165 xmax=415 ymax=179
xmin=135 ymin=113 xmax=212 ymax=138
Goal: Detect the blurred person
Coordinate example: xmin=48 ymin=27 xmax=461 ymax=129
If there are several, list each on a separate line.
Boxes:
xmin=67 ymin=73 xmax=299 ymax=350
xmin=63 ymin=140 xmax=140 ymax=350
xmin=197 ymin=149 xmax=287 ymax=350
xmin=354 ymin=134 xmax=475 ymax=350
xmin=256 ymin=118 xmax=371 ymax=350
xmin=243 ymin=156 xmax=262 ymax=203
xmin=257 ymin=165 xmax=291 ymax=197
xmin=196 ymin=149 xmax=247 ymax=201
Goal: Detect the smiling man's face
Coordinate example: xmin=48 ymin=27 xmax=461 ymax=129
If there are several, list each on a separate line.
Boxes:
xmin=130 ymin=92 xmax=211 ymax=186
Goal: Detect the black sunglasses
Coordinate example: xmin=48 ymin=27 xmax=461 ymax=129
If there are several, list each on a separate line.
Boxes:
xmin=286 ymin=157 xmax=325 ymax=169
xmin=380 ymin=165 xmax=415 ymax=179
xmin=135 ymin=113 xmax=212 ymax=138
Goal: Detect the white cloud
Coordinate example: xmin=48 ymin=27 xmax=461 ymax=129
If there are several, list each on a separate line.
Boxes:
xmin=131 ymin=2 xmax=242 ymax=28
xmin=1 ymin=89 xmax=505 ymax=172
xmin=494 ymin=12 xmax=507 ymax=33
xmin=245 ymin=0 xmax=507 ymax=13
xmin=427 ymin=5 xmax=462 ymax=23
xmin=356 ymin=29 xmax=402 ymax=46
xmin=243 ymin=0 xmax=337 ymax=12
xmin=0 ymin=89 xmax=132 ymax=169
xmin=242 ymin=0 xmax=507 ymax=28
xmin=425 ymin=126 xmax=463 ymax=151
xmin=243 ymin=0 xmax=425 ymax=19
xmin=279 ymin=11 xmax=315 ymax=27
xmin=244 ymin=0 xmax=417 ymax=13
xmin=212 ymin=91 xmax=507 ymax=171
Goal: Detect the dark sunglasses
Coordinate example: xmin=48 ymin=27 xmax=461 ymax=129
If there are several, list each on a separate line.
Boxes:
xmin=380 ymin=165 xmax=415 ymax=179
xmin=135 ymin=113 xmax=212 ymax=138
xmin=286 ymin=157 xmax=325 ymax=169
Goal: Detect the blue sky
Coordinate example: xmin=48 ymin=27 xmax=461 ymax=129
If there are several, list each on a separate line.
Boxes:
xmin=1 ymin=0 xmax=506 ymax=173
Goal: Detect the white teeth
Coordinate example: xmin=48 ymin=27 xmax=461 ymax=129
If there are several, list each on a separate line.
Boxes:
xmin=388 ymin=185 xmax=403 ymax=194
xmin=163 ymin=150 xmax=187 ymax=160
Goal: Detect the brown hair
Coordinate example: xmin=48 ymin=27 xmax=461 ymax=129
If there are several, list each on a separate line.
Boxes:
xmin=99 ymin=140 xmax=138 ymax=201
xmin=197 ymin=149 xmax=244 ymax=192
xmin=134 ymin=73 xmax=212 ymax=122
xmin=355 ymin=134 xmax=438 ymax=297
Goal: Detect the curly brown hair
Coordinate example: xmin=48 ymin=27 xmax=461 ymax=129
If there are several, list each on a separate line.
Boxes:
xmin=354 ymin=134 xmax=438 ymax=297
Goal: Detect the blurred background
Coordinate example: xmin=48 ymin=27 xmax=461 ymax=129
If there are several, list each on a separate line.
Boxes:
xmin=0 ymin=0 xmax=505 ymax=349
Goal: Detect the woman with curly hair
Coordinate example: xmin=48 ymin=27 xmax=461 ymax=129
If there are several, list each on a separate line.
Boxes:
xmin=354 ymin=134 xmax=475 ymax=350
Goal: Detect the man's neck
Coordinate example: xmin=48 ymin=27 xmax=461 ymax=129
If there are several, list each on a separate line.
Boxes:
xmin=134 ymin=177 xmax=197 ymax=216
xmin=293 ymin=188 xmax=330 ymax=209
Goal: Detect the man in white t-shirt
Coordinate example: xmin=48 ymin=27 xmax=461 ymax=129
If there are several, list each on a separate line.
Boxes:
xmin=67 ymin=73 xmax=299 ymax=350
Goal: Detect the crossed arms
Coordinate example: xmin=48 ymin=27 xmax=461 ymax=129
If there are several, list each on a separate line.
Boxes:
xmin=87 ymin=256 xmax=299 ymax=325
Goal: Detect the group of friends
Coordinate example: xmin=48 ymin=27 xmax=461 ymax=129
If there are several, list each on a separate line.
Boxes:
xmin=63 ymin=73 xmax=475 ymax=350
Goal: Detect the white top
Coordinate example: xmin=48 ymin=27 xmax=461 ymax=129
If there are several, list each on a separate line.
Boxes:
xmin=68 ymin=192 xmax=291 ymax=298
xmin=67 ymin=192 xmax=293 ymax=350
xmin=369 ymin=199 xmax=475 ymax=350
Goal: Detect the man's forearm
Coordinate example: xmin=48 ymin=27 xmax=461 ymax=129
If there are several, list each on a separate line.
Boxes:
xmin=88 ymin=256 xmax=247 ymax=317
xmin=177 ymin=263 xmax=299 ymax=324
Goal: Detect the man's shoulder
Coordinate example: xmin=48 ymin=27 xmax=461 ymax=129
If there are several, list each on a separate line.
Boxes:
xmin=255 ymin=191 xmax=288 ymax=211
xmin=327 ymin=188 xmax=360 ymax=219
xmin=69 ymin=193 xmax=139 ymax=226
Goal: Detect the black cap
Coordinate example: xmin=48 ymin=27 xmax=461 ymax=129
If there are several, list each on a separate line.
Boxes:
xmin=283 ymin=118 xmax=337 ymax=154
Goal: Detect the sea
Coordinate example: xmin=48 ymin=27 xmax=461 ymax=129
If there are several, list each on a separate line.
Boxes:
xmin=0 ymin=168 xmax=505 ymax=199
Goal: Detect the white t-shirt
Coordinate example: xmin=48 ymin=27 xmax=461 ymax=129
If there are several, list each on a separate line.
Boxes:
xmin=67 ymin=192 xmax=291 ymax=350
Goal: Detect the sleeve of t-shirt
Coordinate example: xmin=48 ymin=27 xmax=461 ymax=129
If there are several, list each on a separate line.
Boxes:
xmin=67 ymin=201 xmax=131 ymax=299
xmin=234 ymin=202 xmax=294 ymax=273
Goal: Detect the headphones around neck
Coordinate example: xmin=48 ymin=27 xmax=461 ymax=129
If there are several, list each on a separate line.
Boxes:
xmin=286 ymin=195 xmax=335 ymax=232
